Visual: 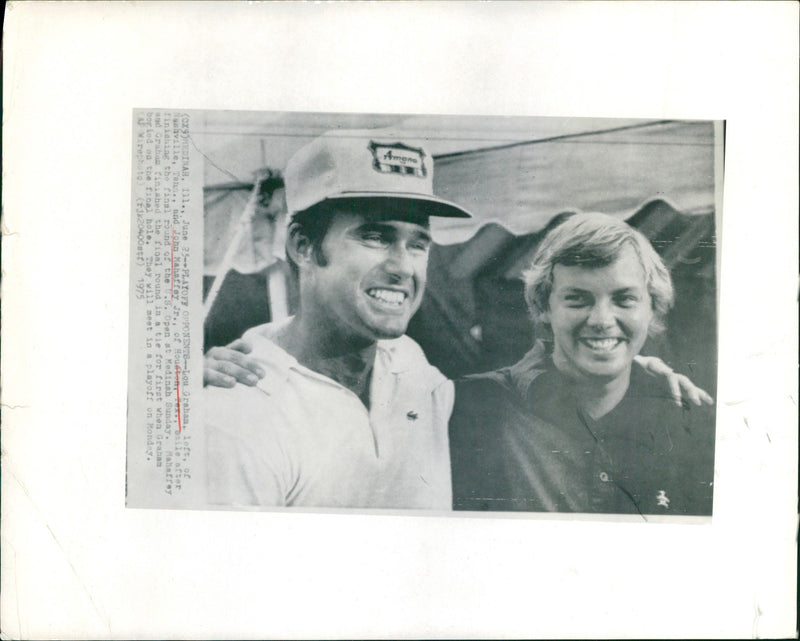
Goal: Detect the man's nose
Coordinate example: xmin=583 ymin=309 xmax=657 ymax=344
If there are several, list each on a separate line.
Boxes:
xmin=384 ymin=243 xmax=415 ymax=279
xmin=587 ymin=299 xmax=615 ymax=328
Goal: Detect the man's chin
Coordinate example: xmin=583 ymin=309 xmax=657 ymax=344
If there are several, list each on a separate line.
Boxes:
xmin=361 ymin=317 xmax=411 ymax=341
xmin=554 ymin=345 xmax=633 ymax=383
xmin=372 ymin=326 xmax=408 ymax=340
xmin=579 ymin=361 xmax=631 ymax=382
xmin=360 ymin=309 xmax=416 ymax=341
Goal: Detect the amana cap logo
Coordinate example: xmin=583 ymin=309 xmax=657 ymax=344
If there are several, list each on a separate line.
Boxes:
xmin=368 ymin=141 xmax=427 ymax=178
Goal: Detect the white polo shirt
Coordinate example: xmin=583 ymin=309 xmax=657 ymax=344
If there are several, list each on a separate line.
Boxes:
xmin=204 ymin=321 xmax=454 ymax=509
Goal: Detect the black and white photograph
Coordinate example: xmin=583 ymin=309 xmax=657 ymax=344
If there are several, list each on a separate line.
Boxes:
xmin=127 ymin=111 xmax=720 ymax=518
xmin=3 ymin=3 xmax=797 ymax=639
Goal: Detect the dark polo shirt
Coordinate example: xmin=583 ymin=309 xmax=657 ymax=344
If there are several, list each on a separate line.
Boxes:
xmin=449 ymin=346 xmax=715 ymax=516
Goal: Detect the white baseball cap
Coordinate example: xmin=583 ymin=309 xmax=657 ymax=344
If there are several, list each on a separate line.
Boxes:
xmin=284 ymin=129 xmax=472 ymax=218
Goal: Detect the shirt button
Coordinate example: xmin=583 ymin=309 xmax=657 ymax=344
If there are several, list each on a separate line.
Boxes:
xmin=599 ymin=472 xmax=610 ymax=482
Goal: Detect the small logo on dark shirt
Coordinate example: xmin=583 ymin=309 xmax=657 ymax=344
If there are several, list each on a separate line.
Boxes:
xmin=656 ymin=490 xmax=670 ymax=508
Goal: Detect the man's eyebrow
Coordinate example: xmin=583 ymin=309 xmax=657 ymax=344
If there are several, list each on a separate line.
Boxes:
xmin=412 ymin=228 xmax=433 ymax=244
xmin=557 ymin=284 xmax=643 ymax=292
xmin=353 ymin=222 xmax=432 ymax=243
xmin=353 ymin=222 xmax=394 ymax=235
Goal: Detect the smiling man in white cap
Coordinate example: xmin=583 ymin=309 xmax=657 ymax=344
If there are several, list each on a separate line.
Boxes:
xmin=204 ymin=130 xmax=471 ymax=509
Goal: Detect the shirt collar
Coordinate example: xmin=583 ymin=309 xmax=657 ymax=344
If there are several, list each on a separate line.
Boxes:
xmin=500 ymin=339 xmax=551 ymax=399
xmin=242 ymin=320 xmax=434 ymax=394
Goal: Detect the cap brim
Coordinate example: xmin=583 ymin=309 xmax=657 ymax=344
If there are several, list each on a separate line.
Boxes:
xmin=323 ymin=192 xmax=472 ymax=219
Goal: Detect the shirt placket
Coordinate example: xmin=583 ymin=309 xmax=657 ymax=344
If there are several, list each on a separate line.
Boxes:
xmin=587 ymin=420 xmax=617 ymax=511
xmin=365 ymin=360 xmax=399 ymax=461
xmin=296 ymin=365 xmax=379 ymax=459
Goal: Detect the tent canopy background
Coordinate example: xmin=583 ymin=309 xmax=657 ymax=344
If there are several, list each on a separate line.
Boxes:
xmin=198 ymin=112 xmax=716 ymax=243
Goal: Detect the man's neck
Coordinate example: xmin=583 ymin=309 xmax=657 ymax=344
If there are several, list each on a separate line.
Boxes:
xmin=274 ymin=315 xmax=377 ymax=408
xmin=569 ymin=376 xmax=629 ymax=420
xmin=551 ymin=355 xmax=631 ymax=420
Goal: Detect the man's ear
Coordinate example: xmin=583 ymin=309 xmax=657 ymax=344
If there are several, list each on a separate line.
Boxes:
xmin=285 ymin=222 xmax=313 ymax=267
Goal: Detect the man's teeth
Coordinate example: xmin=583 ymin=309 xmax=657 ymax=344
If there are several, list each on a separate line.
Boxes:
xmin=580 ymin=338 xmax=622 ymax=350
xmin=367 ymin=288 xmax=406 ymax=306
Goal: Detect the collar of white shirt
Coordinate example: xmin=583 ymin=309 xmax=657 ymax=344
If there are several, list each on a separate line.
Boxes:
xmin=241 ymin=319 xmax=448 ymax=398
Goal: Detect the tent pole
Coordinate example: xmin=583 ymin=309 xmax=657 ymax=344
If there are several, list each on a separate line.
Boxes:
xmin=267 ymin=265 xmax=289 ymax=322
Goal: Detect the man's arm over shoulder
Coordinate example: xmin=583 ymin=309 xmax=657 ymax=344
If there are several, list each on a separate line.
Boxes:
xmin=203 ymin=323 xmax=275 ymax=388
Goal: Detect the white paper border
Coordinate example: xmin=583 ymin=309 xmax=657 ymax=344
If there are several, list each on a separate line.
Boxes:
xmin=3 ymin=2 xmax=797 ymax=638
